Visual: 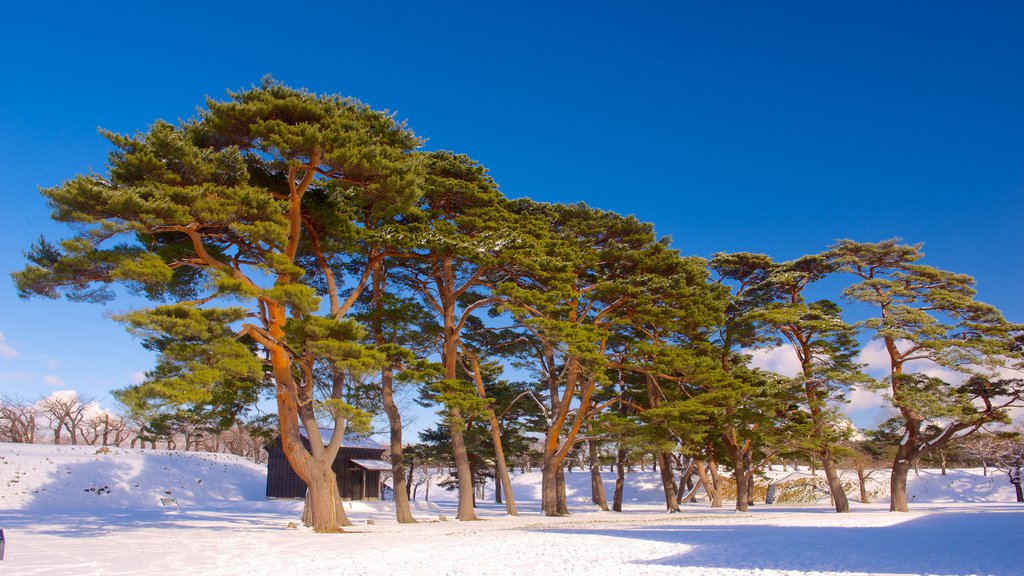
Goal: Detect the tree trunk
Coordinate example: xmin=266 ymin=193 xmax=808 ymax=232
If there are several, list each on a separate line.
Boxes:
xmin=890 ymin=452 xmax=913 ymax=512
xmin=657 ymin=452 xmax=681 ymax=512
xmin=856 ymin=462 xmax=869 ymax=503
xmin=821 ymin=448 xmax=849 ymax=513
xmin=744 ymin=451 xmax=755 ymax=508
xmin=271 ymin=343 xmax=351 ymax=531
xmin=556 ymin=466 xmax=569 ymax=515
xmin=467 ymin=351 xmax=517 ymax=516
xmin=696 ymin=460 xmax=722 ymax=508
xmin=677 ymin=458 xmax=697 ymax=503
xmin=613 ymin=444 xmax=626 ymax=512
xmin=449 ymin=414 xmax=478 ymax=520
xmin=407 ymin=460 xmax=415 ymax=500
xmin=1013 ymin=482 xmax=1023 ymax=503
xmin=298 ymin=459 xmax=348 ymax=532
xmin=680 ymin=476 xmax=704 ymax=504
xmin=939 ymin=450 xmax=947 ymax=476
xmin=731 ymin=449 xmax=749 ymax=512
xmin=589 ymin=435 xmax=609 ymax=511
xmin=541 ymin=455 xmax=560 ymax=515
xmin=381 ymin=366 xmax=416 ymax=524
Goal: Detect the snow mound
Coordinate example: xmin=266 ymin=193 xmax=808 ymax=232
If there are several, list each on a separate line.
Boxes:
xmin=0 ymin=443 xmax=266 ymax=511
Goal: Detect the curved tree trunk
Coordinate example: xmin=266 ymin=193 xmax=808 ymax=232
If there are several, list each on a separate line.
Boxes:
xmin=697 ymin=459 xmax=723 ymax=508
xmin=466 ymin=351 xmax=517 ymax=516
xmin=657 ymin=452 xmax=681 ymax=512
xmin=820 ymin=448 xmax=849 ymax=513
xmin=270 ymin=342 xmax=351 ymax=532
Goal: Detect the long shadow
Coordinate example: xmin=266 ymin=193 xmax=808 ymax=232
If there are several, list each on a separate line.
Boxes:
xmin=539 ymin=509 xmax=1024 ymax=576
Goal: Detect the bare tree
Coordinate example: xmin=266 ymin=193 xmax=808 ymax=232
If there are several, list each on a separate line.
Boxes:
xmin=81 ymin=409 xmax=130 ymax=446
xmin=37 ymin=391 xmax=97 ymax=445
xmin=0 ymin=396 xmax=38 ymax=443
xmin=972 ymin=428 xmax=1024 ymax=502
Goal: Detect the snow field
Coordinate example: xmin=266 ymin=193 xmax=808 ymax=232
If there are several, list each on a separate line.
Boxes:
xmin=0 ymin=443 xmax=1021 ymax=576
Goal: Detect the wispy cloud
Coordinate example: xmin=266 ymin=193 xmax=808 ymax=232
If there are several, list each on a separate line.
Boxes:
xmin=0 ymin=371 xmax=32 ymax=384
xmin=130 ymin=371 xmax=146 ymax=385
xmin=0 ymin=331 xmax=17 ymax=359
xmin=46 ymin=358 xmax=59 ymax=369
xmin=42 ymin=375 xmax=65 ymax=387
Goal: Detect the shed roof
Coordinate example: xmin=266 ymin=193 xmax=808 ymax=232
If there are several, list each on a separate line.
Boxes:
xmin=297 ymin=426 xmax=385 ymax=450
xmin=351 ymin=459 xmax=393 ymax=471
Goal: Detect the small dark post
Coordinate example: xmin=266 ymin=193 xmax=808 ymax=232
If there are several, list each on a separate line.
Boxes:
xmin=1 ymin=528 xmax=6 ymax=560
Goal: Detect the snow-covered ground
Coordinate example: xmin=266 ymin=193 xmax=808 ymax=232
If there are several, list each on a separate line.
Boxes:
xmin=0 ymin=443 xmax=1021 ymax=575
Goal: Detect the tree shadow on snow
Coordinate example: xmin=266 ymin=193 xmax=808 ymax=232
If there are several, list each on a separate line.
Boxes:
xmin=539 ymin=508 xmax=1024 ymax=576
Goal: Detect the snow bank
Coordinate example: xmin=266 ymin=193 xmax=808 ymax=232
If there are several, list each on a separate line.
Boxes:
xmin=0 ymin=443 xmax=266 ymax=511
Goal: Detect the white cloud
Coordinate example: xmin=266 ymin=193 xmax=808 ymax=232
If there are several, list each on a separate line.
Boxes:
xmin=845 ymin=385 xmax=889 ymax=413
xmin=856 ymin=340 xmax=893 ymax=376
xmin=746 ymin=346 xmax=803 ymax=378
xmin=0 ymin=331 xmax=17 ymax=359
xmin=46 ymin=358 xmax=59 ymax=369
xmin=42 ymin=375 xmax=65 ymax=387
xmin=130 ymin=371 xmax=146 ymax=385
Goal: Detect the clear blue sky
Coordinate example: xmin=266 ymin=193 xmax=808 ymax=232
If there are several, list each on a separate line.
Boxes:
xmin=1 ymin=2 xmax=1021 ymax=428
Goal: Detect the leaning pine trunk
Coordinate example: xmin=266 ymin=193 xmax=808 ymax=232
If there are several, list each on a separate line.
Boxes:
xmin=466 ymin=351 xmax=517 ymax=516
xmin=657 ymin=452 xmax=681 ymax=512
xmin=820 ymin=448 xmax=849 ymax=513
xmin=697 ymin=460 xmax=723 ymax=508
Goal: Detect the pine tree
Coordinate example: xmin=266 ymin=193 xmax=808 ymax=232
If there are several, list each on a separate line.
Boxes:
xmin=752 ymin=254 xmax=868 ymax=512
xmin=13 ymin=79 xmax=421 ymax=531
xmin=829 ymin=239 xmax=1024 ymax=512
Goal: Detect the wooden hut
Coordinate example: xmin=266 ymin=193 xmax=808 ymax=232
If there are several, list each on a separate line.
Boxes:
xmin=265 ymin=428 xmax=391 ymax=500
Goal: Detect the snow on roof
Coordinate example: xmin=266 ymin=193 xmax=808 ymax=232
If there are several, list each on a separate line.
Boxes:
xmin=297 ymin=426 xmax=385 ymax=450
xmin=351 ymin=459 xmax=392 ymax=471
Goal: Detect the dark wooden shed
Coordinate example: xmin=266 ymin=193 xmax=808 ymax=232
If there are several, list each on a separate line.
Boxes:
xmin=265 ymin=428 xmax=390 ymax=500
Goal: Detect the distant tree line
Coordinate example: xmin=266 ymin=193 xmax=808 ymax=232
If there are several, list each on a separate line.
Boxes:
xmin=0 ymin=391 xmax=269 ymax=462
xmin=12 ymin=79 xmax=1023 ymax=531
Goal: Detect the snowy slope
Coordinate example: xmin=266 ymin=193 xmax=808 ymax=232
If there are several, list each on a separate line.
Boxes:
xmin=0 ymin=444 xmax=266 ymax=510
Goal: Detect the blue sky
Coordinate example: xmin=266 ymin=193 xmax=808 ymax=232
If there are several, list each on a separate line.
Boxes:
xmin=1 ymin=2 xmax=1021 ymax=431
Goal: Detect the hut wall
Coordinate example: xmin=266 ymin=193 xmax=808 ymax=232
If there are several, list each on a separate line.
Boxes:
xmin=265 ymin=438 xmax=385 ymax=500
